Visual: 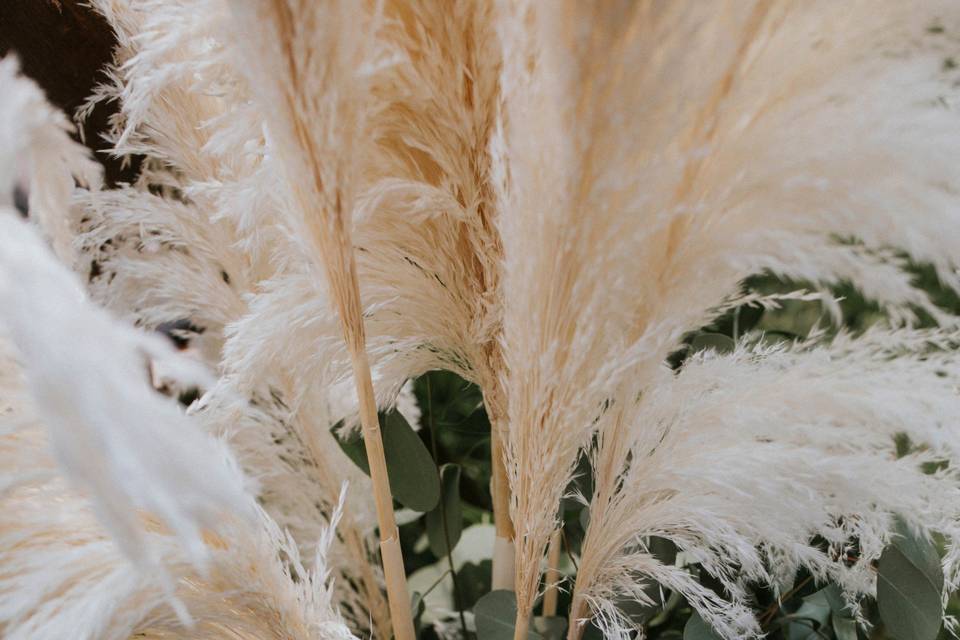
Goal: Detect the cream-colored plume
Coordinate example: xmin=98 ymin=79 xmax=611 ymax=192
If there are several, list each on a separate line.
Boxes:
xmin=492 ymin=1 xmax=960 ymax=637
xmin=0 ymin=365 xmax=355 ymax=640
xmin=77 ymin=2 xmax=393 ymax=634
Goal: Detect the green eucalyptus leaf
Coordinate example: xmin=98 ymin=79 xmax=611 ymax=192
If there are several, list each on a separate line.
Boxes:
xmin=832 ymin=615 xmax=857 ymax=640
xmin=690 ymin=333 xmax=735 ymax=355
xmin=475 ymin=590 xmax=542 ymax=640
xmin=786 ymin=589 xmax=831 ymax=640
xmin=877 ymin=519 xmax=944 ymax=640
xmin=823 ymin=584 xmax=847 ymax=616
xmin=425 ymin=464 xmax=463 ymax=557
xmin=683 ymin=611 xmax=723 ymax=640
xmin=331 ymin=422 xmax=368 ymax=470
xmin=824 ymin=585 xmax=857 ymax=640
xmin=331 ymin=410 xmax=441 ymax=512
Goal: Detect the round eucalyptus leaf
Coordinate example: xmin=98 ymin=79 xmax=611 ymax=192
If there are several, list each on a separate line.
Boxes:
xmin=832 ymin=615 xmax=857 ymax=640
xmin=877 ymin=521 xmax=944 ymax=640
xmin=331 ymin=410 xmax=440 ymax=512
xmin=786 ymin=589 xmax=831 ymax=640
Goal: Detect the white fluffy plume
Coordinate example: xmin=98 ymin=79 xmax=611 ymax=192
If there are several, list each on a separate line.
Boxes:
xmin=0 ymin=212 xmax=252 ymax=570
xmin=75 ymin=0 xmax=506 ymax=630
xmin=0 ymin=57 xmax=250 ymax=572
xmin=77 ymin=1 xmax=393 ymax=633
xmin=0 ymin=56 xmax=101 ymax=261
xmin=0 ymin=373 xmax=354 ymax=640
xmin=0 ymin=56 xmax=357 ymax=640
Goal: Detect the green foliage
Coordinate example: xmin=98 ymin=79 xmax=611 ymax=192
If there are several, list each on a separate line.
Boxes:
xmin=425 ymin=464 xmax=463 ymax=557
xmin=877 ymin=520 xmax=944 ymax=640
xmin=684 ymin=612 xmax=723 ymax=640
xmin=331 ymin=409 xmax=440 ymax=512
xmin=785 ymin=589 xmax=831 ymax=640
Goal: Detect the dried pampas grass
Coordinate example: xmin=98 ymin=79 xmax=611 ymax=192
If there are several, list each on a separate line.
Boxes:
xmin=0 ymin=53 xmax=355 ymax=640
xmin=493 ymin=0 xmax=960 ymax=637
xmin=0 ymin=378 xmax=354 ymax=640
xmin=5 ymin=1 xmax=960 ymax=639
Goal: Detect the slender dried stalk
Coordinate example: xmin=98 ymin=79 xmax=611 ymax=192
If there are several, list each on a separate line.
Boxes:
xmin=223 ymin=2 xmax=415 ymax=638
xmin=483 ymin=389 xmax=515 ymax=589
xmin=80 ymin=2 xmax=393 ymax=631
xmin=542 ymin=530 xmax=563 ymax=617
xmin=491 ymin=424 xmax=516 ymax=589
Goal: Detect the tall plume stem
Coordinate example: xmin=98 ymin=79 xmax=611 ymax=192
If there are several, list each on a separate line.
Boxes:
xmin=351 ymin=349 xmax=416 ymax=640
xmin=542 ymin=529 xmax=563 ymax=616
xmin=223 ymin=2 xmax=416 ymax=638
xmin=487 ymin=398 xmax=516 ymax=589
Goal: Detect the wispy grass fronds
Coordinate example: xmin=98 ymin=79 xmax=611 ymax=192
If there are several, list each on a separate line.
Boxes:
xmin=0 ymin=56 xmax=101 ymax=262
xmin=573 ymin=332 xmax=960 ymax=640
xmin=0 ymin=368 xmax=354 ymax=639
xmin=0 ymin=213 xmax=251 ymax=575
xmin=80 ymin=2 xmax=393 ymax=633
xmin=220 ymin=0 xmax=505 ymax=435
xmin=219 ymin=1 xmax=416 ymax=637
xmin=493 ymin=1 xmax=960 ymax=636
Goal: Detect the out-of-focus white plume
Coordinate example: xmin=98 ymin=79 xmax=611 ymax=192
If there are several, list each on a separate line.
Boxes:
xmin=0 ymin=212 xmax=252 ymax=572
xmin=0 ymin=356 xmax=355 ymax=639
xmin=0 ymin=56 xmax=101 ymax=263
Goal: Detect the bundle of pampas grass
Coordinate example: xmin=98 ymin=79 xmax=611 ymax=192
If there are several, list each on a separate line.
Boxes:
xmin=3 ymin=1 xmax=960 ymax=639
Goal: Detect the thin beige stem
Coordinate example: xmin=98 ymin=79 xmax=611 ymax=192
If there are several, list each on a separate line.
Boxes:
xmin=488 ymin=406 xmax=515 ymax=590
xmin=343 ymin=513 xmax=392 ymax=636
xmin=234 ymin=1 xmax=414 ymax=637
xmin=542 ymin=529 xmax=563 ymax=617
xmin=566 ymin=596 xmax=589 ymax=640
xmin=350 ymin=349 xmax=416 ymax=640
xmin=513 ymin=605 xmax=532 ymax=640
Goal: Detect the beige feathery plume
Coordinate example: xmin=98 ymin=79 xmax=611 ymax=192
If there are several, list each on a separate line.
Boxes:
xmin=0 ymin=359 xmax=355 ymax=640
xmin=221 ymin=2 xmax=415 ymax=638
xmin=492 ymin=2 xmax=646 ymax=633
xmin=84 ymin=0 xmax=509 ymax=624
xmin=79 ymin=2 xmax=393 ymax=633
xmin=219 ymin=0 xmax=512 ymax=585
xmin=493 ymin=0 xmax=960 ymax=637
xmin=363 ymin=0 xmax=513 ymax=586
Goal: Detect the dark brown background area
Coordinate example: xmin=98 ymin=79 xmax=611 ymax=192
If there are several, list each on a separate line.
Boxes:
xmin=0 ymin=0 xmax=138 ymax=184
